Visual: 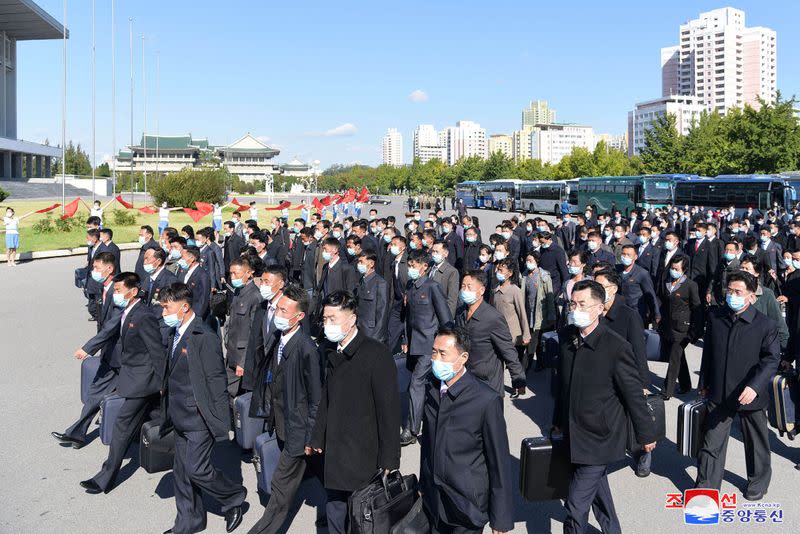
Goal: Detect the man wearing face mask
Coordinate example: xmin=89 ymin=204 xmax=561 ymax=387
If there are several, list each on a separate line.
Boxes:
xmin=196 ymin=227 xmax=226 ymax=290
xmin=696 ymin=272 xmax=780 ymax=500
xmin=656 ymin=231 xmax=685 ymax=286
xmin=419 ymin=327 xmax=513 ymax=534
xmin=296 ymin=228 xmax=317 ymax=298
xmin=178 ymin=246 xmax=211 ymax=321
xmin=552 ymin=279 xmax=657 ymax=533
xmin=538 ymin=231 xmax=569 ymax=296
xmin=617 ymin=245 xmax=660 ymax=327
xmin=52 ymin=253 xmax=121 ymax=449
xmin=248 ymin=285 xmax=323 ymax=534
xmin=441 ymin=218 xmax=464 ymax=271
xmin=223 ymin=221 xmax=246 ymax=279
xmin=309 ymin=291 xmax=401 ymax=534
xmin=243 ymin=266 xmax=287 ymax=393
xmin=224 ymin=257 xmax=262 ymax=401
xmin=80 ymin=272 xmax=167 ymax=495
xmin=429 ymin=240 xmax=460 ymax=316
xmin=387 ymin=235 xmax=410 ymax=354
xmin=84 ymin=228 xmax=103 ymax=320
xmin=142 ymin=248 xmax=178 ymax=308
xmin=158 ymin=283 xmax=247 ymax=533
xmin=354 ymin=251 xmax=389 ymax=344
xmin=317 ymin=237 xmax=358 ymax=306
xmin=135 ymin=225 xmax=160 ymax=285
xmin=96 ymin=228 xmax=122 ymax=276
xmin=585 ymin=231 xmax=616 ymax=271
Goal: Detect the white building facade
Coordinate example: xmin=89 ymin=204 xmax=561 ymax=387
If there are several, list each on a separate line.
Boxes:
xmin=440 ymin=121 xmax=487 ymax=166
xmin=488 ymin=134 xmax=513 ymax=158
xmin=382 ymin=128 xmax=403 ymax=167
xmin=521 ymin=100 xmax=557 ymax=128
xmin=529 ymin=124 xmax=596 ymax=165
xmin=627 ymin=95 xmax=704 ymax=156
xmin=412 ymin=124 xmax=446 ymax=163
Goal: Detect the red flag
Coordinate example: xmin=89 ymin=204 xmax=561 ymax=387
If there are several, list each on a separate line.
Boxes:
xmin=35 ymin=203 xmax=61 ymax=213
xmin=138 ymin=206 xmax=157 ymax=214
xmin=115 ymin=195 xmax=134 ymax=209
xmin=183 ymin=207 xmax=207 ymax=223
xmin=195 ymin=201 xmax=213 ymax=214
xmin=335 ymin=195 xmax=345 ymax=205
xmin=60 ymin=198 xmax=81 ymax=220
xmin=343 ymin=189 xmax=356 ymax=203
xmin=231 ymin=197 xmax=248 ymax=208
xmin=312 ymin=197 xmax=323 ymax=211
xmin=357 ymin=187 xmax=369 ymax=203
xmin=321 ymin=195 xmax=333 ymax=206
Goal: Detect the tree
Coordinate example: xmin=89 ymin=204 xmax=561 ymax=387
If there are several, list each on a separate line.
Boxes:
xmin=96 ymin=162 xmax=111 ymax=177
xmin=483 ymin=151 xmax=514 ymax=182
xmin=639 ymin=113 xmax=683 ymax=174
xmin=52 ymin=141 xmax=92 ymax=175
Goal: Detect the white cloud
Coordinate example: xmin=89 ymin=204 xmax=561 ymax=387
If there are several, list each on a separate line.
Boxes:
xmin=324 ymin=123 xmax=358 ymax=136
xmin=408 ymin=89 xmax=429 ymax=103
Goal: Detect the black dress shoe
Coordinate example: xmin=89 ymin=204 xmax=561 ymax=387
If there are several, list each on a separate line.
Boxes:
xmin=744 ymin=489 xmax=766 ymax=501
xmin=51 ymin=432 xmax=86 ymax=449
xmin=225 ymin=505 xmax=243 ymax=532
xmin=676 ymin=386 xmax=690 ymax=395
xmin=399 ymin=429 xmax=417 ymax=446
xmin=80 ymin=479 xmax=103 ymax=494
xmin=635 ymin=466 xmax=651 ymax=478
xmin=88 ymin=317 xmax=97 ymax=322
xmin=162 ymin=530 xmax=174 ymax=534
xmin=661 ymin=393 xmax=672 ymax=401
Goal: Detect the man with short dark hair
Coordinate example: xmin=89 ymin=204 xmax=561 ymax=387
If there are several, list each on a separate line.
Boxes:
xmin=354 ymin=251 xmax=389 ymax=343
xmin=142 ymin=247 xmax=178 ymax=308
xmin=225 ymin=257 xmax=262 ymax=399
xmin=96 ymin=227 xmax=121 ymax=276
xmin=429 ymin=240 xmax=460 ymax=316
xmin=243 ymin=266 xmax=287 ymax=393
xmin=223 ymin=221 xmax=246 ymax=277
xmin=135 ymin=225 xmax=160 ymax=284
xmin=178 ymin=246 xmax=211 ymax=320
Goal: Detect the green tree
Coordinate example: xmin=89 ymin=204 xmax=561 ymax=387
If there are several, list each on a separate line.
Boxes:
xmin=149 ymin=167 xmax=229 ymax=206
xmin=639 ymin=113 xmax=683 ymax=174
xmin=96 ymin=162 xmax=111 ymax=177
xmin=52 ymin=141 xmax=92 ymax=175
xmin=483 ymin=151 xmax=514 ymax=182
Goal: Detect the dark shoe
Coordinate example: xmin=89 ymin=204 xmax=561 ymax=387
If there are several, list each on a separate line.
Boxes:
xmin=635 ymin=466 xmax=651 ymax=478
xmin=676 ymin=386 xmax=690 ymax=395
xmin=88 ymin=317 xmax=97 ymax=322
xmin=80 ymin=479 xmax=103 ymax=494
xmin=510 ymin=390 xmax=520 ymax=399
xmin=162 ymin=530 xmax=174 ymax=534
xmin=744 ymin=489 xmax=766 ymax=501
xmin=51 ymin=431 xmax=86 ymax=449
xmin=315 ymin=516 xmax=328 ymax=528
xmin=225 ymin=505 xmax=243 ymax=532
xmin=399 ymin=429 xmax=417 ymax=446
xmin=795 ymin=463 xmax=800 ymax=471
xmin=661 ymin=393 xmax=672 ymax=401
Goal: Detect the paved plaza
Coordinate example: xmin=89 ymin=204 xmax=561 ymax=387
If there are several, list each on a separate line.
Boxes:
xmin=0 ymin=197 xmax=797 ymax=533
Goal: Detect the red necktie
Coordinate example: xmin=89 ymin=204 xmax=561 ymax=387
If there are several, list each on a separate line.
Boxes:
xmin=695 ymin=241 xmax=699 ymax=251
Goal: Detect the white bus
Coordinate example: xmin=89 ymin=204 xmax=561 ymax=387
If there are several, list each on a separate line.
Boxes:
xmin=515 ymin=180 xmax=572 ymax=215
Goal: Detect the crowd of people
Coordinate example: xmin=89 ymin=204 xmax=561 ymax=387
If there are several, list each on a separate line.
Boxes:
xmin=46 ymin=195 xmax=799 ymax=534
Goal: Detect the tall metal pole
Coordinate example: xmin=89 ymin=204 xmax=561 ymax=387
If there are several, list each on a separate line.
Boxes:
xmin=91 ymin=0 xmax=96 ymax=202
xmin=129 ymin=17 xmax=133 ymax=205
xmin=142 ymin=35 xmax=147 ymax=200
xmin=155 ymin=50 xmax=159 ymax=180
xmin=111 ymin=0 xmax=116 ymax=194
xmin=61 ymin=0 xmax=67 ymax=214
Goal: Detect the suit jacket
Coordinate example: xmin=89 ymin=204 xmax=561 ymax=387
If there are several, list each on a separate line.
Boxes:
xmin=429 ymin=260 xmax=460 ymax=316
xmin=760 ymin=239 xmax=782 ymax=273
xmin=553 ymin=323 xmax=658 ymax=465
xmin=685 ymin=237 xmax=711 ymax=293
xmin=272 ymin=226 xmax=290 ymax=249
xmin=116 ymin=301 xmax=167 ymax=398
xmin=708 ymin=256 xmax=741 ymax=305
xmin=223 ymin=233 xmax=245 ymax=274
xmin=224 ymin=281 xmax=262 ymax=369
xmin=96 ymin=241 xmax=122 ymax=275
xmin=266 ymin=240 xmax=288 ymax=269
xmin=134 ymin=239 xmax=160 ymax=284
xmin=586 ymin=247 xmax=616 ymax=270
xmin=355 ymin=272 xmax=389 ymax=344
xmin=463 ymin=241 xmax=482 ymax=275
xmin=83 ymin=283 xmax=123 ymax=368
xmin=405 ymin=276 xmax=453 ymax=355
xmin=556 ymin=222 xmax=576 ymax=251
xmin=655 ymin=247 xmax=686 ymax=288
xmin=618 ymin=264 xmax=661 ymax=323
xmin=180 ymin=266 xmax=211 ymax=320
xmin=162 ymin=316 xmax=230 ymax=440
xmin=455 ymin=301 xmax=526 ymax=392
xmin=602 ymin=298 xmax=649 ymax=387
xmin=539 ymin=243 xmax=569 ymax=296
xmin=200 ymin=242 xmax=225 ymax=290
xmin=657 ymin=276 xmax=704 ymax=343
xmin=242 ymin=299 xmax=280 ymax=392
xmin=290 ymin=234 xmax=305 ymax=272
xmin=319 ymin=258 xmax=359 ymax=301
xmin=301 ymin=240 xmax=318 ymax=290
xmin=144 ymin=267 xmax=179 ymax=309
xmin=635 ymin=241 xmax=659 ymax=280
xmin=699 ymin=305 xmax=780 ymax=411
xmin=310 ymin=332 xmax=401 ymax=491
xmin=443 ymin=231 xmax=464 ymax=271
xmin=419 ymin=372 xmax=513 ymax=532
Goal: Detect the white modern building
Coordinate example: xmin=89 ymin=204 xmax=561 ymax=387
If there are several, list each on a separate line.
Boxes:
xmin=440 ymin=121 xmax=487 ymax=165
xmin=0 ymin=0 xmax=65 ymax=180
xmin=488 ymin=134 xmax=513 ymax=158
xmin=512 ymin=127 xmax=533 ymax=162
xmin=382 ymin=128 xmax=403 ymax=167
xmin=595 ymin=133 xmax=628 ymax=152
xmin=661 ymin=7 xmax=777 ymax=113
xmin=412 ymin=124 xmax=446 ymax=163
xmin=627 ymin=95 xmax=704 ymax=156
xmin=529 ymin=124 xmax=596 ymax=165
xmin=521 ymin=100 xmax=557 ymax=128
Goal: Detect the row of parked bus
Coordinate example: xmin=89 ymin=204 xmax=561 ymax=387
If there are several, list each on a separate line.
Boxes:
xmin=455 ymin=173 xmax=800 ymax=216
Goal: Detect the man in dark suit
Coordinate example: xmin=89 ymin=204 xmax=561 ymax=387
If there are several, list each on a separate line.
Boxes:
xmin=585 ymin=231 xmax=616 ymax=271
xmin=556 ymin=214 xmax=577 ymax=251
xmin=634 ymin=226 xmax=659 ymax=280
xmin=685 ymin=222 xmax=712 ymax=296
xmin=197 ymin=227 xmax=226 ymax=290
xmin=441 ymin=218 xmax=464 ymax=271
xmin=178 ymin=246 xmax=211 ymax=320
xmin=617 ymin=245 xmax=661 ymax=326
xmin=400 ymin=249 xmax=454 ymax=446
xmin=158 ymin=283 xmax=247 ymax=533
xmin=80 ymin=272 xmax=166 ymax=494
xmin=248 ymin=285 xmax=323 ymax=534
xmin=707 ymin=240 xmax=742 ymax=306
xmin=243 ymin=266 xmax=286 ymax=393
xmin=354 ymin=251 xmax=389 ymax=344
xmin=135 ymin=225 xmax=160 ymax=285
xmin=462 ymin=227 xmax=482 ymax=274
xmin=223 ymin=221 xmax=246 ymax=278
xmin=758 ymin=226 xmax=782 ymax=274
xmin=387 ymin=236 xmax=409 ymax=354
xmin=265 ymin=230 xmax=289 ymax=269
xmin=429 ymin=240 xmax=460 ymax=316
xmin=419 ymin=327 xmax=513 ymax=534
xmin=52 ymin=253 xmax=121 ymax=448
xmin=289 ymin=219 xmax=306 ymax=283
xmin=317 ymin=237 xmax=359 ymax=309
xmin=84 ymin=228 xmax=103 ymax=320
xmin=96 ymin=228 xmax=122 ymax=276
xmin=351 ymin=220 xmax=379 ymax=254
xmin=552 ymin=279 xmax=657 ymax=533
xmin=295 ymin=228 xmax=317 ymax=298
xmin=309 ymin=291 xmax=400 ymax=534
xmin=655 ymin=231 xmax=686 ymax=287
xmin=142 ymin=248 xmax=178 ymax=309
xmin=455 ymin=270 xmax=527 ymax=395
xmin=538 ymin=231 xmax=570 ymax=296
xmin=697 ymin=272 xmax=780 ymax=500
xmin=224 ymin=257 xmax=262 ymax=400
xmin=270 ymin=216 xmax=290 ymax=249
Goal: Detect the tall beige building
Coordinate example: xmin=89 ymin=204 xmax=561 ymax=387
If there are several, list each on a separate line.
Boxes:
xmin=382 ymin=128 xmax=403 ymax=167
xmin=512 ymin=127 xmax=533 ymax=163
xmin=521 ymin=100 xmax=557 ymax=128
xmin=488 ymin=134 xmax=513 ymax=158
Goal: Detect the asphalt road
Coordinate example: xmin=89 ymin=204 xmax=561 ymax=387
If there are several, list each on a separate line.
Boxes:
xmin=1 ymin=196 xmax=797 ymax=533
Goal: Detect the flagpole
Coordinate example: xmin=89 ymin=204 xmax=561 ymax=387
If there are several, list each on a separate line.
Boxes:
xmin=142 ymin=34 xmax=147 ymax=201
xmin=129 ymin=17 xmax=133 ymax=205
xmin=61 ymin=0 xmax=67 ymax=215
xmin=91 ymin=0 xmax=96 ymax=202
xmin=155 ymin=50 xmax=159 ymax=181
xmin=111 ymin=0 xmax=116 ymax=194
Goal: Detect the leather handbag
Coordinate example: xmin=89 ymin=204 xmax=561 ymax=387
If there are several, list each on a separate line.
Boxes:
xmin=389 ymin=497 xmax=429 ymax=534
xmin=348 ymin=470 xmax=418 ymax=534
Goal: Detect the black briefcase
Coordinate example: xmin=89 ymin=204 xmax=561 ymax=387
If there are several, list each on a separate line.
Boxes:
xmin=210 ymin=290 xmax=229 ymax=319
xmin=348 ymin=470 xmax=418 ymax=534
xmin=520 ymin=436 xmax=571 ymax=501
xmin=139 ymin=420 xmax=175 ymax=473
xmin=677 ymin=399 xmax=708 ymax=458
xmin=626 ymin=393 xmax=666 ymax=452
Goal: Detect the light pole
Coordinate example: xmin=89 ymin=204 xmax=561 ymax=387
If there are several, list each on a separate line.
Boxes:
xmin=142 ymin=34 xmax=147 ymax=200
xmin=129 ymin=17 xmax=134 ymax=205
xmin=91 ymin=0 xmax=96 ymax=202
xmin=111 ymin=0 xmax=116 ymax=194
xmin=61 ymin=0 xmax=67 ymax=214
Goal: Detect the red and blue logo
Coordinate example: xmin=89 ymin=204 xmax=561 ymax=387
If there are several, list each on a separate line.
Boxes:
xmin=683 ymin=489 xmax=720 ymax=525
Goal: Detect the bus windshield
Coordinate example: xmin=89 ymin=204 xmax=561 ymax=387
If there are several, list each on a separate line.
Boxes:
xmin=643 ymin=179 xmax=673 ymax=201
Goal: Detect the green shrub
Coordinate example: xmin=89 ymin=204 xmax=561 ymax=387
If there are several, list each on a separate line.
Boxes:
xmin=54 ymin=216 xmax=82 ymax=232
xmin=149 ymin=167 xmax=228 ymax=208
xmin=0 ymin=187 xmax=8 ymax=202
xmin=111 ymin=208 xmax=138 ymax=226
xmin=32 ymin=214 xmax=55 ymax=234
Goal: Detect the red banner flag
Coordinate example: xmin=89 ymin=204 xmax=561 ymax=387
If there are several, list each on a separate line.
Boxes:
xmin=115 ymin=195 xmax=134 ymax=209
xmin=194 ymin=201 xmax=213 ymax=214
xmin=231 ymin=197 xmax=248 ymax=208
xmin=321 ymin=195 xmax=333 ymax=206
xmin=183 ymin=208 xmax=207 ymax=223
xmin=35 ymin=203 xmax=61 ymax=213
xmin=357 ymin=187 xmax=369 ymax=203
xmin=138 ymin=206 xmax=157 ymax=214
xmin=312 ymin=197 xmax=323 ymax=211
xmin=343 ymin=189 xmax=356 ymax=203
xmin=60 ymin=198 xmax=81 ymax=220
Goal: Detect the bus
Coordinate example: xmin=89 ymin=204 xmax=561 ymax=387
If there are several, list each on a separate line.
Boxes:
xmin=455 ymin=180 xmax=483 ymax=209
xmin=515 ymin=180 xmax=572 ymax=215
xmin=481 ymin=180 xmax=524 ymax=210
xmin=640 ymin=174 xmax=695 ymax=209
xmin=576 ymin=174 xmax=696 ymax=215
xmin=674 ymin=175 xmax=797 ymax=214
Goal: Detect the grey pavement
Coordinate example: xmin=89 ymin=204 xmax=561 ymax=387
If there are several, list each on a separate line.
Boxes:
xmin=0 ymin=197 xmax=797 ymax=533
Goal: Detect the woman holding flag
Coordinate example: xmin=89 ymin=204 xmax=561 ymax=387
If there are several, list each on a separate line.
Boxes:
xmin=3 ymin=206 xmax=37 ymax=265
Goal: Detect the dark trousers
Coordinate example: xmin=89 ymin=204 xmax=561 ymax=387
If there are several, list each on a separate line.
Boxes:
xmin=526 ymin=328 xmax=542 ymax=370
xmin=91 ymin=394 xmax=158 ymax=491
xmin=696 ymin=402 xmax=772 ymax=494
xmin=226 ymin=366 xmax=243 ymax=402
xmin=171 ymin=428 xmax=246 ymax=534
xmin=431 ymin=522 xmax=482 ymax=534
xmin=406 ymin=353 xmax=432 ymax=434
xmin=388 ymin=301 xmax=405 ymax=354
xmin=516 ymin=345 xmax=529 ymax=375
xmin=325 ymin=489 xmax=350 ymax=534
xmin=248 ymin=446 xmax=310 ymax=534
xmin=564 ymin=464 xmax=621 ymax=534
xmin=663 ymin=336 xmax=691 ymax=396
xmin=65 ymin=362 xmax=118 ymax=441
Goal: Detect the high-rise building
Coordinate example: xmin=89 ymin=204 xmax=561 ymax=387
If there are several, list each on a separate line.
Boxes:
xmin=627 ymin=95 xmax=704 ymax=156
xmin=512 ymin=127 xmax=534 ymax=163
xmin=522 ymin=100 xmax=557 ymax=128
xmin=661 ymin=7 xmax=776 ymax=113
xmin=488 ymin=134 xmax=513 ymax=159
xmin=595 ymin=133 xmax=628 ymax=152
xmin=412 ymin=124 xmax=446 ymax=163
xmin=529 ymin=124 xmax=596 ymax=165
xmin=440 ymin=121 xmax=487 ymax=165
xmin=382 ymin=128 xmax=403 ymax=167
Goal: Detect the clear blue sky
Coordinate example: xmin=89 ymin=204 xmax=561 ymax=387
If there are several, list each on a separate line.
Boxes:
xmin=15 ymin=1 xmax=800 ymax=169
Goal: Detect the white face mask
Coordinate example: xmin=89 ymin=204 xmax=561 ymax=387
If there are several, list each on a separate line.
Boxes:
xmin=324 ymin=320 xmax=352 ymax=343
xmin=567 ymin=309 xmax=593 ymax=328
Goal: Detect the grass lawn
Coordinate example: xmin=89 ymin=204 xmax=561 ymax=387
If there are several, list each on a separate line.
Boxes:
xmin=1 ymin=199 xmax=304 ymax=254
